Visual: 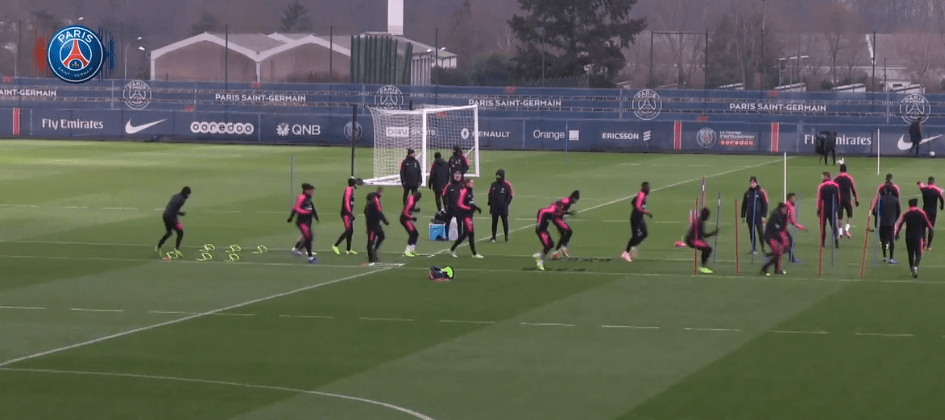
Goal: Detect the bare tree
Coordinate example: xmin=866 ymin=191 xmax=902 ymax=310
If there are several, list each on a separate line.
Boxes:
xmin=814 ymin=1 xmax=862 ymax=86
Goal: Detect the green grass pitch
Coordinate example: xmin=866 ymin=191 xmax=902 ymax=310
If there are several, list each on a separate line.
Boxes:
xmin=2 ymin=139 xmax=945 ymax=420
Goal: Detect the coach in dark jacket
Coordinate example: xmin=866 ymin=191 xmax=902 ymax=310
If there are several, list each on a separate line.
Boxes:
xmin=400 ymin=148 xmax=422 ymax=205
xmin=449 ymin=145 xmax=470 ymax=175
xmin=488 ymin=169 xmax=514 ymax=242
xmin=909 ymin=118 xmax=922 ymax=156
xmin=818 ymin=130 xmax=837 ymax=165
xmin=428 ymin=152 xmax=451 ymax=212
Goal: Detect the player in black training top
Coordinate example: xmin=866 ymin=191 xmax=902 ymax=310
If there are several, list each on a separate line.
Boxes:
xmin=449 ymin=145 xmax=470 ymax=175
xmin=623 ymin=182 xmax=653 ymax=262
xmin=871 ymin=173 xmax=900 ymax=209
xmin=288 ymin=183 xmax=319 ymax=264
xmin=872 ymin=189 xmax=901 ymax=263
xmin=550 ymin=190 xmax=580 ymax=259
xmin=488 ymin=169 xmax=514 ymax=242
xmin=741 ymin=176 xmax=769 ymax=254
xmin=833 ymin=164 xmax=860 ymax=238
xmin=364 ymin=187 xmax=390 ymax=264
xmin=449 ymin=178 xmax=484 ymax=258
xmin=399 ymin=148 xmax=422 ymax=205
xmin=895 ymin=198 xmax=935 ymax=278
xmin=917 ymin=177 xmax=945 ymax=250
xmin=441 ymin=171 xmax=464 ymax=238
xmin=428 ymin=152 xmax=451 ymax=212
xmin=333 ymin=177 xmax=358 ymax=255
xmin=401 ymin=191 xmax=422 ymax=257
xmin=817 ymin=172 xmax=841 ymax=249
xmin=157 ymin=186 xmax=191 ymax=257
xmin=760 ymin=203 xmax=790 ymax=276
xmin=686 ymin=207 xmax=719 ymax=274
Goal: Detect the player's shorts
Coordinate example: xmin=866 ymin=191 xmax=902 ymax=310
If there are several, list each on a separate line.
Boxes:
xmin=341 ymin=214 xmax=354 ymax=231
xmin=839 ymin=200 xmax=854 ymax=218
xmin=163 ymin=215 xmax=181 ymax=231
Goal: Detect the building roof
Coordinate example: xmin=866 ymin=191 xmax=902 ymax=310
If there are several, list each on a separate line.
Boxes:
xmin=151 ymin=31 xmax=451 ymax=63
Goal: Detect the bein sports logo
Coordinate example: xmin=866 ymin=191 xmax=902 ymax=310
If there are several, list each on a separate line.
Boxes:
xmin=47 ymin=26 xmax=105 ymax=84
xmin=696 ymin=127 xmax=717 ymax=148
xmin=190 ymin=121 xmax=255 ymax=135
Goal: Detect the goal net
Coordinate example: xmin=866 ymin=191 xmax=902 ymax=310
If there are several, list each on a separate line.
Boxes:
xmin=366 ymin=104 xmax=479 ymax=186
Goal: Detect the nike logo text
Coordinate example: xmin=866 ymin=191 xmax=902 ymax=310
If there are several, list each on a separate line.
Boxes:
xmin=897 ymin=134 xmax=943 ymax=150
xmin=125 ymin=119 xmax=166 ymax=134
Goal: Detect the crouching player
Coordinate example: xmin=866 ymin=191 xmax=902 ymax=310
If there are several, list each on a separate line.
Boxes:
xmin=551 ymin=190 xmax=580 ymax=259
xmin=686 ymin=207 xmax=718 ymax=274
xmin=533 ymin=201 xmax=558 ymax=271
xmin=761 ymin=203 xmax=790 ymax=276
xmin=401 ymin=191 xmax=422 ymax=257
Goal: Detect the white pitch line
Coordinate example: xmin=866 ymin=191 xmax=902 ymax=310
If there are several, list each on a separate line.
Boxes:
xmin=0 ymin=305 xmax=47 ymax=310
xmin=439 ymin=319 xmax=496 ymax=324
xmin=601 ymin=325 xmax=660 ymax=330
xmin=279 ymin=314 xmax=334 ymax=319
xmin=0 ymin=266 xmax=395 ymax=368
xmin=62 ymin=206 xmax=87 ymax=209
xmin=854 ymin=332 xmax=914 ymax=337
xmin=0 ymin=367 xmax=437 ymax=420
xmin=359 ymin=317 xmax=414 ymax=322
xmin=684 ymin=327 xmax=742 ymax=332
xmin=148 ymin=310 xmax=198 ymax=315
xmin=70 ymin=308 xmax=124 ymax=313
xmin=768 ymin=330 xmax=829 ymax=335
xmin=210 ymin=313 xmax=255 ymax=317
xmin=520 ymin=322 xmax=574 ymax=327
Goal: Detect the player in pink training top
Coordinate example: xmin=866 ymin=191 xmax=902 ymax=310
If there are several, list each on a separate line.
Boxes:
xmin=622 ymin=182 xmax=652 ymax=262
xmin=333 ymin=177 xmax=358 ymax=255
xmin=917 ymin=176 xmax=945 ymax=250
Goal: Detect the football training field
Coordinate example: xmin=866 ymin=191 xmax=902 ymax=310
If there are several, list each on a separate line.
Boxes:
xmin=3 ymin=140 xmax=945 ymax=420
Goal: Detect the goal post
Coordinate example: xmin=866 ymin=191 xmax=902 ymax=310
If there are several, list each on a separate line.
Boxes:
xmin=366 ymin=104 xmax=479 ymax=187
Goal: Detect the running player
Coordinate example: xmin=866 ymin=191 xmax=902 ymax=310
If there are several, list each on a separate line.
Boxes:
xmin=895 ymin=198 xmax=935 ymax=278
xmin=917 ymin=177 xmax=944 ymax=250
xmin=873 ymin=189 xmax=901 ymax=263
xmin=871 ymin=173 xmax=900 ymax=209
xmin=156 ymin=186 xmax=191 ymax=257
xmin=760 ymin=203 xmax=790 ymax=276
xmin=550 ymin=190 xmax=580 ymax=259
xmin=533 ymin=202 xmax=558 ymax=271
xmin=686 ymin=207 xmax=718 ymax=274
xmin=817 ymin=172 xmax=841 ymax=249
xmin=449 ymin=178 xmax=484 ymax=258
xmin=364 ymin=187 xmax=389 ymax=264
xmin=488 ymin=169 xmax=514 ymax=242
xmin=833 ymin=164 xmax=859 ymax=238
xmin=288 ymin=183 xmax=319 ymax=264
xmin=623 ymin=182 xmax=652 ymax=262
xmin=401 ymin=191 xmax=422 ymax=257
xmin=332 ymin=177 xmax=358 ymax=255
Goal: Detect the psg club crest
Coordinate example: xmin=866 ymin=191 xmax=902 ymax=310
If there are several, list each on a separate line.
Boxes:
xmin=696 ymin=127 xmax=717 ymax=148
xmin=47 ymin=25 xmax=105 ymax=84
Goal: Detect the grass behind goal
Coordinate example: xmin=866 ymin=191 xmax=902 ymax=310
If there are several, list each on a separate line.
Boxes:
xmin=2 ymin=140 xmax=945 ymax=420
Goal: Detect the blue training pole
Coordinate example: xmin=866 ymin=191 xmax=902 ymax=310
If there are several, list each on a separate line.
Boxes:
xmin=791 ymin=193 xmax=801 ymax=263
xmin=713 ymin=191 xmax=722 ymax=263
xmin=831 ymin=197 xmax=837 ymax=266
xmin=750 ymin=193 xmax=758 ymax=264
xmin=873 ymin=198 xmax=881 ymax=266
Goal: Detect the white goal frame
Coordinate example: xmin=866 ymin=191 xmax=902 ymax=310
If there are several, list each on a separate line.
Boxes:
xmin=365 ymin=104 xmax=480 ymax=187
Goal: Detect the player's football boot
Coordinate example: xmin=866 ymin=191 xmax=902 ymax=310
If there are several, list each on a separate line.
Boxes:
xmin=332 ymin=245 xmax=341 ymax=255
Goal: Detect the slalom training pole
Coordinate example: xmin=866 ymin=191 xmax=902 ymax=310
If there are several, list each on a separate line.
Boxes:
xmin=783 ymin=152 xmax=788 ymax=202
xmin=693 ymin=197 xmax=698 ymax=275
xmin=713 ymin=191 xmax=722 ymax=263
xmin=791 ymin=193 xmax=801 ymax=262
xmin=818 ymin=205 xmax=824 ymax=278
xmin=872 ymin=200 xmax=880 ymax=266
xmin=290 ymin=154 xmax=295 ymax=207
xmin=735 ymin=199 xmax=740 ymax=275
xmin=750 ymin=194 xmax=757 ymax=265
xmin=876 ymin=128 xmax=881 ymax=175
xmin=700 ymin=177 xmax=706 ymax=209
xmin=831 ymin=197 xmax=837 ymax=266
xmin=860 ymin=211 xmax=873 ymax=279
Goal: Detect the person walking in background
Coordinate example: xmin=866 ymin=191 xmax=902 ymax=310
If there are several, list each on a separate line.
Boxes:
xmin=895 ymin=198 xmax=934 ymax=278
xmin=873 ymin=189 xmax=901 ymax=264
xmin=909 ymin=118 xmax=922 ymax=157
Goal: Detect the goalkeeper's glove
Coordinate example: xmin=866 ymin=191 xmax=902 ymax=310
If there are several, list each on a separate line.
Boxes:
xmin=415 ymin=207 xmax=421 ymax=213
xmin=384 ymin=220 xmax=390 ymax=226
xmin=287 ymin=217 xmax=293 ymax=223
xmin=646 ymin=212 xmax=653 ymax=219
xmin=178 ymin=211 xmax=186 ymax=216
xmin=855 ymin=200 xmax=860 ymax=207
xmin=475 ymin=206 xmax=482 ymax=214
xmin=411 ymin=217 xmax=417 ymax=221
